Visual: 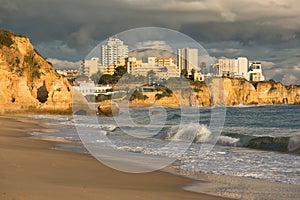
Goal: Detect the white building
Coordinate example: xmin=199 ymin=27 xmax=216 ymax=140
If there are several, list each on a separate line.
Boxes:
xmin=73 ymin=78 xmax=113 ymax=96
xmin=194 ymin=72 xmax=205 ymax=82
xmin=81 ymin=57 xmax=104 ymax=77
xmin=215 ymin=57 xmax=265 ymax=82
xmin=216 ymin=57 xmax=249 ymax=79
xmin=248 ymin=62 xmax=265 ymax=82
xmin=73 ymin=78 xmax=96 ymax=96
xmin=177 ymin=48 xmax=198 ymax=75
xmin=101 ymin=37 xmax=128 ymax=67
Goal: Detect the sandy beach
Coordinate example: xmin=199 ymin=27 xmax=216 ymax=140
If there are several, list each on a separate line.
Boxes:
xmin=0 ymin=116 xmax=230 ymax=200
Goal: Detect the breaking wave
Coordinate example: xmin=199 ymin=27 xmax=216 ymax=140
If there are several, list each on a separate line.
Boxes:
xmin=154 ymin=124 xmax=300 ymax=154
xmin=226 ymin=133 xmax=300 ymax=154
xmin=154 ymin=123 xmax=240 ymax=146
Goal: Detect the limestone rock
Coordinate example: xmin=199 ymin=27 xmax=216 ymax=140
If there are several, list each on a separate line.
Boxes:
xmin=256 ymin=81 xmax=288 ymax=104
xmin=98 ymin=101 xmax=119 ymax=116
xmin=128 ymin=78 xmax=300 ymax=107
xmin=0 ymin=30 xmax=73 ymax=114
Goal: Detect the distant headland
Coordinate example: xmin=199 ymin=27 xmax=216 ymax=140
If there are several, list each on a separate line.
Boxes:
xmin=1 ymin=30 xmax=300 ymax=115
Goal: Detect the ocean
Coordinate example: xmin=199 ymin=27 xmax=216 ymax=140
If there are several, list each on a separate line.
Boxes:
xmin=29 ymin=105 xmax=300 ymax=199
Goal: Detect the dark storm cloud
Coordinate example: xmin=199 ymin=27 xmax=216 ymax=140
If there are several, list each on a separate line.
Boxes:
xmin=1 ymin=0 xmax=300 ymax=83
xmin=179 ymin=21 xmax=299 ymax=45
xmin=1 ymin=0 xmax=299 ymax=48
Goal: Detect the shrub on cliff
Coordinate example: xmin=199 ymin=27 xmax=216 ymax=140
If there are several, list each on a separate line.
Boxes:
xmin=0 ymin=30 xmax=13 ymax=47
xmin=193 ymin=87 xmax=203 ymax=93
xmin=155 ymin=87 xmax=173 ymax=100
xmin=129 ymin=90 xmax=149 ymax=101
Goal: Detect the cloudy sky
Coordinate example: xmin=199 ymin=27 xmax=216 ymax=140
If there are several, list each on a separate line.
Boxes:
xmin=1 ymin=0 xmax=300 ymax=84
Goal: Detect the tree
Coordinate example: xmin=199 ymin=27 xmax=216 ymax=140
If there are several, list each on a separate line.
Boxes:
xmin=99 ymin=74 xmax=116 ymax=85
xmin=114 ymin=66 xmax=127 ymax=78
xmin=191 ymin=68 xmax=196 ymax=79
xmin=181 ymin=68 xmax=188 ymax=78
xmin=129 ymin=90 xmax=148 ymax=101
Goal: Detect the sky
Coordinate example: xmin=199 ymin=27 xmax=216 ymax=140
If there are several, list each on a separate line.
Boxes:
xmin=1 ymin=0 xmax=300 ymax=84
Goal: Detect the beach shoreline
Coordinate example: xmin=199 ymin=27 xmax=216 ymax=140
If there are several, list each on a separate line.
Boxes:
xmin=0 ymin=116 xmax=230 ymax=200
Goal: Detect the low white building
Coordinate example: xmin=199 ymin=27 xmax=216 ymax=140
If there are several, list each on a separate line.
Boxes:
xmin=194 ymin=72 xmax=205 ymax=82
xmin=74 ymin=77 xmax=113 ymax=96
xmin=73 ymin=78 xmax=96 ymax=96
xmin=248 ymin=62 xmax=265 ymax=82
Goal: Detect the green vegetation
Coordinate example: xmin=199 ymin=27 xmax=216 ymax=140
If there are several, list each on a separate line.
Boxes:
xmin=193 ymin=87 xmax=203 ymax=93
xmin=129 ymin=90 xmax=149 ymax=101
xmin=0 ymin=30 xmax=13 ymax=47
xmin=181 ymin=68 xmax=188 ymax=78
xmin=114 ymin=66 xmax=127 ymax=78
xmin=93 ymin=66 xmax=151 ymax=85
xmin=25 ymin=54 xmax=41 ymax=79
xmin=99 ymin=74 xmax=116 ymax=84
xmin=96 ymin=66 xmax=128 ymax=85
xmin=193 ymin=81 xmax=205 ymax=86
xmin=32 ymin=70 xmax=41 ymax=79
xmin=191 ymin=68 xmax=196 ymax=78
xmin=155 ymin=87 xmax=173 ymax=100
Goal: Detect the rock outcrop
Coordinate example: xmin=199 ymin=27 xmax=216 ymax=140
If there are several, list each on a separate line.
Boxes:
xmin=98 ymin=100 xmax=120 ymax=116
xmin=255 ymin=81 xmax=289 ymax=104
xmin=0 ymin=30 xmax=73 ymax=114
xmin=129 ymin=78 xmax=300 ymax=107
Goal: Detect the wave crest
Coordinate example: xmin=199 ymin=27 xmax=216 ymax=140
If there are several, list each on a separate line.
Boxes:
xmin=288 ymin=135 xmax=300 ymax=153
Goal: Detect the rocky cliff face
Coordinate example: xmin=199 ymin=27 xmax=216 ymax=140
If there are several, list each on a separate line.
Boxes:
xmin=255 ymin=81 xmax=288 ymax=104
xmin=204 ymin=78 xmax=299 ymax=106
xmin=130 ymin=78 xmax=300 ymax=107
xmin=0 ymin=30 xmax=73 ymax=114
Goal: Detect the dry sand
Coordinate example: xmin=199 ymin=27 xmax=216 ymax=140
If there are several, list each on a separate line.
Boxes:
xmin=0 ymin=116 xmax=231 ymax=200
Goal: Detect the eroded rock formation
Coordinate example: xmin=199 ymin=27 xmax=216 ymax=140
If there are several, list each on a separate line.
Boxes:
xmin=129 ymin=78 xmax=300 ymax=107
xmin=0 ymin=30 xmax=73 ymax=114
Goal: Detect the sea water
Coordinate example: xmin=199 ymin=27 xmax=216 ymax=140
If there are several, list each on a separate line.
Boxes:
xmin=29 ymin=105 xmax=300 ymax=199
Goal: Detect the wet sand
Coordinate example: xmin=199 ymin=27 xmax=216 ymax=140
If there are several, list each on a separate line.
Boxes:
xmin=0 ymin=116 xmax=230 ymax=200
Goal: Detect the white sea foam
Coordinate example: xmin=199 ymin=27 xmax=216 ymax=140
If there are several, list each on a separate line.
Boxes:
xmin=164 ymin=124 xmax=238 ymax=146
xmin=61 ymin=120 xmax=117 ymax=132
xmin=217 ymin=136 xmax=240 ymax=146
xmin=288 ymin=134 xmax=300 ymax=152
xmin=164 ymin=124 xmax=211 ymax=143
xmin=27 ymin=105 xmax=300 ymax=186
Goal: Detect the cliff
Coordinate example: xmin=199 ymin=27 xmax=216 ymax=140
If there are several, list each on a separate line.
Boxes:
xmin=0 ymin=30 xmax=73 ymax=114
xmin=130 ymin=78 xmax=300 ymax=107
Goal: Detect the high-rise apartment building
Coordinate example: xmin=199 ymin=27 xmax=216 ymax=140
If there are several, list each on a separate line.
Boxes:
xmin=177 ymin=48 xmax=198 ymax=75
xmin=101 ymin=37 xmax=128 ymax=67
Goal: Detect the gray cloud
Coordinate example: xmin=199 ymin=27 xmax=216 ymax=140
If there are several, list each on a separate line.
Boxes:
xmin=47 ymin=58 xmax=81 ymax=70
xmin=1 ymin=0 xmax=300 ymax=82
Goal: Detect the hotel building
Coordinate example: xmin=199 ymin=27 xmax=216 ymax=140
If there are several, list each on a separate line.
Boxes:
xmin=101 ymin=37 xmax=128 ymax=67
